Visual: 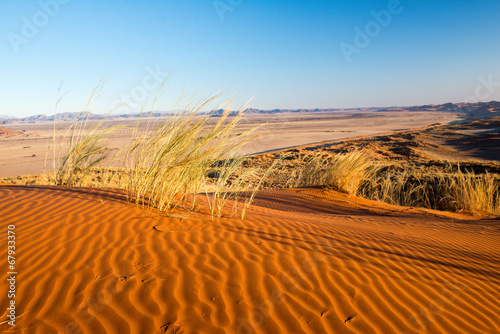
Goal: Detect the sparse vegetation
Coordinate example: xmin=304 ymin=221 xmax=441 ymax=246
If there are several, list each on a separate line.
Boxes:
xmin=2 ymin=87 xmax=499 ymax=218
xmin=360 ymin=167 xmax=500 ymax=214
xmin=4 ymin=142 xmax=499 ymax=216
xmin=285 ymin=151 xmax=500 ymax=215
xmin=123 ymin=102 xmax=262 ymax=216
xmin=235 ymin=150 xmax=500 ymax=216
xmin=37 ymin=91 xmax=274 ymax=219
xmin=54 ymin=115 xmax=117 ymax=187
xmin=292 ymin=150 xmax=379 ymax=194
xmin=45 ymin=81 xmax=122 ymax=187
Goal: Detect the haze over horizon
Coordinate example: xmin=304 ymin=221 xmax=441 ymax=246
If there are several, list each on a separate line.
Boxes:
xmin=3 ymin=101 xmax=500 ymax=120
xmin=1 ymin=0 xmax=499 ymax=117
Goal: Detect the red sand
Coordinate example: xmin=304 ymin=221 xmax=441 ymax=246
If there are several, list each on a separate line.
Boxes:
xmin=0 ymin=185 xmax=499 ymax=333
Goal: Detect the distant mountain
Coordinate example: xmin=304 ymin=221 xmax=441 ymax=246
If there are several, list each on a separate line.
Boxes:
xmin=1 ymin=102 xmax=499 ymax=124
xmin=378 ymin=101 xmax=500 ymax=115
xmin=0 ymin=112 xmax=103 ymax=124
xmin=208 ymin=102 xmax=500 ymax=117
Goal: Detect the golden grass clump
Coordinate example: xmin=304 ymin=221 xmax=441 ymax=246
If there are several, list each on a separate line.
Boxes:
xmin=452 ymin=170 xmax=499 ymax=214
xmin=41 ymin=83 xmax=272 ymax=219
xmin=46 ymin=82 xmax=122 ymax=187
xmin=123 ymin=101 xmax=261 ymax=214
xmin=360 ymin=168 xmax=500 ymax=215
xmin=294 ymin=150 xmax=378 ymax=194
xmin=282 ymin=150 xmax=499 ymax=215
xmin=54 ymin=115 xmax=118 ymax=187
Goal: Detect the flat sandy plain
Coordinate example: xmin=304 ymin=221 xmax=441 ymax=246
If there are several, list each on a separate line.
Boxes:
xmin=0 ymin=111 xmax=460 ymax=177
xmin=1 ymin=111 xmax=499 ymax=334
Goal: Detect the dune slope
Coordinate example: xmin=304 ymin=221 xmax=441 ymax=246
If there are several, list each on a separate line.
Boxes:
xmin=0 ymin=185 xmax=499 ymax=333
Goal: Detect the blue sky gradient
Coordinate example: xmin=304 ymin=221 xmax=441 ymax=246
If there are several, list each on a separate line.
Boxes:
xmin=1 ymin=0 xmax=499 ymax=116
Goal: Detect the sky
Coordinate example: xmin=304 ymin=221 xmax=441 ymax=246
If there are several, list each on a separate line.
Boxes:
xmin=1 ymin=0 xmax=499 ymax=117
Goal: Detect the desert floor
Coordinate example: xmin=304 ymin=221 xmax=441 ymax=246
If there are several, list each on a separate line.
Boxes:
xmin=0 ymin=111 xmax=461 ymax=177
xmin=0 ymin=185 xmax=499 ymax=333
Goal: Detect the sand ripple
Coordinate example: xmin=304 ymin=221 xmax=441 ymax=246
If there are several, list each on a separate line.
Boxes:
xmin=1 ymin=185 xmax=499 ymax=333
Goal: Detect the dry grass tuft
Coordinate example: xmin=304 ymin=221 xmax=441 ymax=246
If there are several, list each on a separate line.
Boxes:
xmin=361 ymin=168 xmax=500 ymax=214
xmin=40 ymin=86 xmax=271 ymax=219
xmin=54 ymin=115 xmax=118 ymax=187
xmin=293 ymin=150 xmax=378 ymax=194
xmin=123 ymin=100 xmax=262 ymax=214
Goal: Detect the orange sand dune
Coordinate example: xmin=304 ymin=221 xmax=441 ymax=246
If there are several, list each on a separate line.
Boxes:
xmin=1 ymin=185 xmax=499 ymax=333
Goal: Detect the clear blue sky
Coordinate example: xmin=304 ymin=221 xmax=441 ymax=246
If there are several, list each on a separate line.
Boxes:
xmin=1 ymin=0 xmax=499 ymax=117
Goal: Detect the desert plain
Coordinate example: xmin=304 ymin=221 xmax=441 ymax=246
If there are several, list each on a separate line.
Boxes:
xmin=0 ymin=110 xmax=461 ymax=177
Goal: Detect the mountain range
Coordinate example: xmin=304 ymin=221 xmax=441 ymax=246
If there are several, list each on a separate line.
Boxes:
xmin=1 ymin=101 xmax=499 ymax=124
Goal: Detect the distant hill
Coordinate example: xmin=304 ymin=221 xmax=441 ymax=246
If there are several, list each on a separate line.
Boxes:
xmin=0 ymin=126 xmax=22 ymax=137
xmin=378 ymin=101 xmax=500 ymax=114
xmin=1 ymin=101 xmax=499 ymax=124
xmin=0 ymin=112 xmax=103 ymax=124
